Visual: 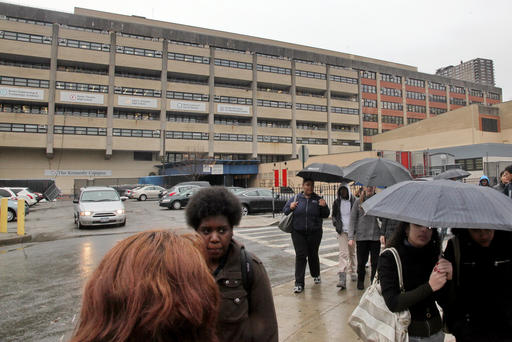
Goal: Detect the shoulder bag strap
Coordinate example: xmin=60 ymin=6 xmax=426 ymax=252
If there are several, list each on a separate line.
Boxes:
xmin=385 ymin=247 xmax=405 ymax=292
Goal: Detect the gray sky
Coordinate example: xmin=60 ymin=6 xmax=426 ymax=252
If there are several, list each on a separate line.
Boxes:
xmin=11 ymin=0 xmax=512 ymax=101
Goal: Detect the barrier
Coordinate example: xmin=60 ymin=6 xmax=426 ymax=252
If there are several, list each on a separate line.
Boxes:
xmin=0 ymin=198 xmax=7 ymax=233
xmin=17 ymin=199 xmax=25 ymax=236
xmin=0 ymin=198 xmax=25 ymax=235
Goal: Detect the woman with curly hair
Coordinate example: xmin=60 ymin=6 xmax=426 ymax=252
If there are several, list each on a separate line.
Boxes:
xmin=70 ymin=230 xmax=220 ymax=342
xmin=185 ymin=186 xmax=278 ymax=342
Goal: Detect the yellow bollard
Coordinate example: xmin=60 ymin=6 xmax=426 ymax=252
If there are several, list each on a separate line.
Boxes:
xmin=17 ymin=199 xmax=25 ymax=236
xmin=0 ymin=198 xmax=7 ymax=233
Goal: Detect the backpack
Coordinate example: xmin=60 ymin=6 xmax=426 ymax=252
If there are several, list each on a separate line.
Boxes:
xmin=240 ymin=246 xmax=254 ymax=295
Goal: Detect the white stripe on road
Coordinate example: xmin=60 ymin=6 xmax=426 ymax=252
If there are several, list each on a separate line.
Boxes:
xmin=284 ymin=243 xmax=338 ymax=253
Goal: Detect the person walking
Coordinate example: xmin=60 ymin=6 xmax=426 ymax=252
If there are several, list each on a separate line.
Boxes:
xmin=441 ymin=229 xmax=512 ymax=342
xmin=379 ymin=222 xmax=452 ymax=342
xmin=332 ymin=183 xmax=356 ymax=289
xmin=283 ymin=178 xmax=330 ymax=293
xmin=493 ymin=170 xmax=508 ymax=192
xmin=185 ymin=187 xmax=278 ymax=342
xmin=348 ymin=186 xmax=381 ymax=290
xmin=479 ymin=175 xmax=491 ymax=186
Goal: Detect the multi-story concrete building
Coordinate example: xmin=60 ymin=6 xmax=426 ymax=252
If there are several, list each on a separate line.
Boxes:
xmin=436 ymin=58 xmax=495 ymax=86
xmin=0 ymin=3 xmax=503 ymax=193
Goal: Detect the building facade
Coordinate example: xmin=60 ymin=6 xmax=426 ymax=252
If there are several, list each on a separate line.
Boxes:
xmin=436 ymin=58 xmax=495 ymax=86
xmin=0 ymin=3 xmax=503 ymax=193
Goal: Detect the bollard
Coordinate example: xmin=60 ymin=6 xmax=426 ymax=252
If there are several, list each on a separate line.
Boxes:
xmin=0 ymin=198 xmax=7 ymax=233
xmin=17 ymin=199 xmax=25 ymax=236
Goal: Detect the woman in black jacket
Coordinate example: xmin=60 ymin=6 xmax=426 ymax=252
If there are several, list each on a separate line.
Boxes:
xmin=378 ymin=221 xmax=452 ymax=342
xmin=283 ymin=178 xmax=330 ymax=293
xmin=441 ymin=229 xmax=512 ymax=342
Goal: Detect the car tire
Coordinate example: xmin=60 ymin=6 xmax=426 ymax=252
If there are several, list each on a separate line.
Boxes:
xmin=77 ymin=220 xmax=83 ymax=229
xmin=139 ymin=194 xmax=147 ymax=201
xmin=172 ymin=201 xmax=182 ymax=210
xmin=119 ymin=219 xmax=126 ymax=227
xmin=241 ymin=204 xmax=249 ymax=216
xmin=7 ymin=208 xmax=15 ymax=222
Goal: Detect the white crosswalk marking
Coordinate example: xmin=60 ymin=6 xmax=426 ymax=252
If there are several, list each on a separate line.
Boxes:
xmin=234 ymin=226 xmax=340 ymax=267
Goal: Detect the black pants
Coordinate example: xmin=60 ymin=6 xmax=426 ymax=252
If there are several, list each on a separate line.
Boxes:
xmin=291 ymin=229 xmax=323 ymax=286
xmin=356 ymin=240 xmax=380 ymax=283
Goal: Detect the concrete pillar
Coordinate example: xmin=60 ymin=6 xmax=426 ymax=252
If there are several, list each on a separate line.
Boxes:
xmin=357 ymin=72 xmax=364 ymax=152
xmin=446 ymin=86 xmax=451 ymax=112
xmin=208 ymin=47 xmax=215 ymax=157
xmin=465 ymin=87 xmax=470 ymax=106
xmin=160 ymin=40 xmax=168 ymax=162
xmin=402 ymin=77 xmax=407 ymax=124
xmin=483 ymin=91 xmax=488 ymax=105
xmin=291 ymin=60 xmax=297 ymax=158
xmin=46 ymin=23 xmax=59 ymax=158
xmin=326 ymin=65 xmax=332 ymax=154
xmin=425 ymin=81 xmax=430 ymax=119
xmin=251 ymin=53 xmax=258 ymax=159
xmin=106 ymin=32 xmax=116 ymax=159
xmin=376 ymin=72 xmax=382 ymax=133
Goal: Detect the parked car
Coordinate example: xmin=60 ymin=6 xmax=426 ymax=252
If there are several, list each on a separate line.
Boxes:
xmin=124 ymin=186 xmax=143 ymax=198
xmin=235 ymin=188 xmax=287 ymax=216
xmin=73 ymin=187 xmax=126 ymax=229
xmin=0 ymin=195 xmax=30 ymax=222
xmin=159 ymin=187 xmax=200 ymax=210
xmin=226 ymin=186 xmax=245 ymax=194
xmin=8 ymin=187 xmax=38 ymax=206
xmin=129 ymin=185 xmax=166 ymax=201
xmin=159 ymin=181 xmax=210 ymax=198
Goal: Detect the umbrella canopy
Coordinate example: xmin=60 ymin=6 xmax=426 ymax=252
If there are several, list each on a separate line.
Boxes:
xmin=296 ymin=163 xmax=346 ymax=183
xmin=361 ymin=180 xmax=512 ymax=231
xmin=343 ymin=158 xmax=412 ymax=187
xmin=434 ymin=169 xmax=470 ymax=180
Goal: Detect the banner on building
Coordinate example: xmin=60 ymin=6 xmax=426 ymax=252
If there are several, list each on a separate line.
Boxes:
xmin=282 ymin=169 xmax=288 ymax=187
xmin=217 ymin=104 xmax=251 ymax=115
xmin=0 ymin=87 xmax=44 ymax=100
xmin=274 ymin=170 xmax=280 ymax=187
xmin=45 ymin=170 xmax=112 ymax=177
xmin=60 ymin=91 xmax=105 ymax=105
xmin=170 ymin=100 xmax=207 ymax=112
xmin=118 ymin=96 xmax=158 ymax=109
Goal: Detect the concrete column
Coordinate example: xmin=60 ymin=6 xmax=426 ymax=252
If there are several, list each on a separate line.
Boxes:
xmin=326 ymin=65 xmax=332 ymax=154
xmin=402 ymin=77 xmax=407 ymax=124
xmin=251 ymin=53 xmax=258 ymax=159
xmin=357 ymin=72 xmax=364 ymax=152
xmin=376 ymin=72 xmax=382 ymax=133
xmin=446 ymin=86 xmax=451 ymax=112
xmin=106 ymin=32 xmax=116 ymax=159
xmin=483 ymin=91 xmax=488 ymax=105
xmin=46 ymin=23 xmax=59 ymax=158
xmin=208 ymin=47 xmax=215 ymax=157
xmin=465 ymin=87 xmax=470 ymax=106
xmin=425 ymin=81 xmax=430 ymax=119
xmin=160 ymin=40 xmax=168 ymax=162
xmin=291 ymin=60 xmax=297 ymax=158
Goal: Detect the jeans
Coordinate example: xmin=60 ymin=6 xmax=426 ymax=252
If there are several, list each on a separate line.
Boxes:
xmin=291 ymin=229 xmax=322 ymax=286
xmin=409 ymin=331 xmax=445 ymax=342
xmin=356 ymin=240 xmax=380 ymax=283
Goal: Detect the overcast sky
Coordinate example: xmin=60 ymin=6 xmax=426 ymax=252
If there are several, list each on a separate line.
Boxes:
xmin=10 ymin=0 xmax=512 ymax=101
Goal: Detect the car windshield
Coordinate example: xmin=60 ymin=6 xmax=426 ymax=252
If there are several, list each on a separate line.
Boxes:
xmin=81 ymin=190 xmax=120 ymax=202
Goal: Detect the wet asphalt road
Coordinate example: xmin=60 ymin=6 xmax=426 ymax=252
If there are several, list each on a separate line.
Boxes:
xmin=0 ymin=199 xmax=337 ymax=341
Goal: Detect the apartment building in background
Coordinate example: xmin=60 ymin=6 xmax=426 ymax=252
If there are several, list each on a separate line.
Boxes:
xmin=436 ymin=58 xmax=495 ymax=86
xmin=0 ymin=3 xmax=503 ymax=193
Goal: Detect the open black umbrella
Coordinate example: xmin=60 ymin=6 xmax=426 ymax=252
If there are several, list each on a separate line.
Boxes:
xmin=296 ymin=163 xmax=346 ymax=183
xmin=361 ymin=180 xmax=512 ymax=231
xmin=433 ymin=169 xmax=470 ymax=180
xmin=343 ymin=158 xmax=412 ymax=187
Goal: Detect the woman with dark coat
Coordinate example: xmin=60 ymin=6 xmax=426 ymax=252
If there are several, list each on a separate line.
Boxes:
xmin=283 ymin=178 xmax=330 ymax=293
xmin=378 ymin=222 xmax=452 ymax=342
xmin=441 ymin=229 xmax=512 ymax=342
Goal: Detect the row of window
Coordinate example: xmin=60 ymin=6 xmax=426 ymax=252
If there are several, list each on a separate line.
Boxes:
xmin=381 ymin=74 xmax=401 ymax=84
xmin=407 ymin=104 xmax=426 ymax=113
xmin=360 ymin=70 xmax=376 ymax=79
xmin=332 ymin=139 xmax=359 ymax=146
xmin=114 ymin=86 xmax=161 ymax=97
xmin=363 ymin=114 xmax=378 ymax=122
xmin=450 ymin=85 xmax=465 ymax=94
xmin=381 ymin=101 xmax=403 ymax=111
xmin=116 ymin=70 xmax=159 ymax=81
xmin=296 ymin=137 xmax=328 ymax=145
xmin=59 ymin=38 xmax=110 ymax=52
xmin=296 ymin=103 xmax=326 ymax=112
xmin=0 ymin=122 xmax=47 ymax=133
xmin=362 ymin=84 xmax=377 ymax=94
xmin=258 ymin=119 xmax=290 ymax=128
xmin=430 ymin=107 xmax=447 ymax=115
xmin=167 ymin=52 xmax=210 ymax=64
xmin=0 ymin=30 xmax=51 ymax=44
xmin=0 ymin=58 xmax=49 ymax=70
xmin=114 ymin=109 xmax=159 ymax=120
xmin=3 ymin=16 xmax=52 ymax=27
xmin=116 ymin=46 xmax=161 ymax=58
xmin=428 ymin=82 xmax=446 ymax=91
xmin=215 ymin=116 xmax=251 ymax=126
xmin=382 ymin=87 xmax=402 ymax=97
xmin=258 ymin=135 xmax=292 ymax=143
xmin=258 ymin=154 xmax=289 ymax=163
xmin=56 ymin=81 xmax=108 ymax=93
xmin=295 ymin=70 xmax=326 ymax=80
xmin=407 ymin=117 xmax=423 ymax=124
xmin=55 ymin=125 xmax=107 ymax=135
xmin=429 ymin=94 xmax=446 ymax=103
xmin=167 ymin=91 xmax=209 ymax=102
xmin=214 ymin=133 xmax=253 ymax=142
xmin=488 ymin=92 xmax=500 ymax=100
xmin=332 ymin=124 xmax=358 ymax=132
xmin=256 ymin=64 xmax=291 ymax=75
xmin=363 ymin=128 xmax=378 ymax=136
xmin=329 ymin=75 xmax=358 ymax=84
xmin=363 ymin=99 xmax=377 ymax=108
xmin=214 ymin=58 xmax=252 ymax=70
xmin=114 ymin=128 xmax=160 ymax=138
xmin=406 ymin=91 xmax=425 ymax=100
xmin=296 ymin=122 xmax=326 ymax=130
xmin=61 ymin=64 xmax=108 ymax=76
xmin=0 ymin=103 xmax=48 ymax=114
xmin=382 ymin=115 xmax=404 ymax=125
xmin=169 ymin=113 xmax=208 ymax=124
xmin=166 ymin=131 xmax=209 ymax=140
xmin=332 ymin=106 xmax=359 ymax=115
xmin=450 ymin=98 xmax=467 ymax=106
xmin=1 ymin=76 xmax=49 ymax=88
xmin=56 ymin=106 xmax=106 ymax=117
xmin=257 ymin=99 xmax=292 ymax=109
xmin=406 ymin=78 xmax=425 ymax=88
xmin=469 ymin=89 xmax=483 ymax=97
xmin=214 ymin=95 xmax=252 ymax=105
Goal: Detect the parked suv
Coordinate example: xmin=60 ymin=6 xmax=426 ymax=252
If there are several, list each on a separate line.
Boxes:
xmin=73 ymin=187 xmax=126 ymax=229
xmin=129 ymin=185 xmax=166 ymax=201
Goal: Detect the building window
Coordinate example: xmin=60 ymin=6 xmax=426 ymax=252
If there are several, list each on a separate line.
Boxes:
xmin=258 ymin=154 xmax=289 ymax=163
xmin=429 ymin=94 xmax=446 ymax=103
xmin=363 ymin=128 xmax=378 ymax=136
xmin=295 ymin=70 xmax=326 ymax=80
xmin=360 ymin=70 xmax=376 ymax=79
xmin=382 ymin=101 xmax=403 ymax=111
xmin=166 ymin=131 xmax=208 ymax=140
xmin=332 ymin=124 xmax=358 ymax=133
xmin=363 ymin=114 xmax=378 ymax=122
xmin=0 ymin=58 xmax=50 ymax=70
xmin=296 ymin=137 xmax=328 ymax=145
xmin=59 ymin=38 xmax=110 ymax=52
xmin=296 ymin=103 xmax=327 ymax=112
xmin=329 ymin=74 xmax=358 ymax=84
xmin=168 ymin=52 xmax=210 ymax=64
xmin=407 ymin=117 xmax=422 ymax=124
xmin=256 ymin=64 xmax=291 ymax=75
xmin=116 ymin=46 xmax=161 ymax=58
xmin=114 ymin=86 xmax=160 ymax=97
xmin=296 ymin=121 xmax=326 ymax=130
xmin=487 ymin=92 xmax=500 ymax=100
xmin=406 ymin=78 xmax=425 ymax=88
xmin=214 ymin=133 xmax=253 ymax=142
xmin=258 ymin=135 xmax=292 ymax=143
xmin=449 ymin=85 xmax=466 ymax=94
xmin=113 ymin=128 xmax=160 ymax=138
xmin=257 ymin=119 xmax=290 ymax=128
xmin=56 ymin=81 xmax=107 ymax=93
xmin=167 ymin=91 xmax=209 ymax=102
xmin=4 ymin=16 xmax=53 ymax=27
xmin=168 ymin=113 xmax=208 ymax=123
xmin=428 ymin=82 xmax=446 ymax=91
xmin=54 ymin=125 xmax=106 ymax=135
xmin=407 ymin=104 xmax=426 ymax=113
xmin=56 ymin=106 xmax=106 ymax=118
xmin=470 ymin=89 xmax=483 ymax=97
xmin=257 ymin=99 xmax=292 ymax=109
xmin=382 ymin=115 xmax=403 ymax=125
xmin=114 ymin=109 xmax=159 ymax=120
xmin=332 ymin=107 xmax=359 ymax=115
xmin=215 ymin=116 xmax=252 ymax=126
xmin=455 ymin=157 xmax=483 ymax=171
xmin=381 ymin=73 xmax=402 ymax=84
xmin=450 ymin=97 xmax=467 ymax=106
xmin=382 ymin=87 xmax=402 ymax=97
xmin=406 ymin=91 xmax=426 ymax=100
xmin=0 ymin=122 xmax=47 ymax=133
xmin=481 ymin=118 xmax=498 ymax=132
xmin=116 ymin=69 xmax=160 ymax=80
xmin=430 ymin=107 xmax=447 ymax=115
xmin=214 ymin=58 xmax=252 ymax=70
xmin=134 ymin=152 xmax=153 ymax=161
xmin=363 ymin=99 xmax=377 ymax=108
xmin=0 ymin=30 xmax=52 ymax=44
xmin=1 ymin=102 xmax=48 ymax=115
xmin=214 ymin=95 xmax=252 ymax=105
xmin=332 ymin=139 xmax=359 ymax=146
xmin=361 ymin=84 xmax=377 ymax=94
xmin=1 ymin=76 xmax=49 ymax=88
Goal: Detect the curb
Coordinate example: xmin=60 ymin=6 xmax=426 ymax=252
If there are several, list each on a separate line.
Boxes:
xmin=0 ymin=234 xmax=32 ymax=247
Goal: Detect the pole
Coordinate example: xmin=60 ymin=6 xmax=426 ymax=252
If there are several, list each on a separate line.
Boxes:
xmin=301 ymin=145 xmax=305 ymax=169
xmin=0 ymin=198 xmax=8 ymax=233
xmin=17 ymin=199 xmax=25 ymax=236
xmin=271 ymin=187 xmax=275 ymax=218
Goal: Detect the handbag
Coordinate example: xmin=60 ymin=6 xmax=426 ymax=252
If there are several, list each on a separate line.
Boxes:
xmin=278 ymin=195 xmax=297 ymax=233
xmin=348 ymin=247 xmax=411 ymax=342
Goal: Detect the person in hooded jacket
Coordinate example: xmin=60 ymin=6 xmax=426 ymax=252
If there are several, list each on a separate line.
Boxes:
xmin=479 ymin=175 xmax=491 ymax=187
xmin=331 ymin=183 xmax=356 ymax=289
xmin=283 ymin=178 xmax=330 ymax=293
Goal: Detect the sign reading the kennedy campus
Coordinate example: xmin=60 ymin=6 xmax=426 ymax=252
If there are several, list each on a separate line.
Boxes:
xmin=217 ymin=104 xmax=251 ymax=115
xmin=0 ymin=87 xmax=44 ymax=100
xmin=170 ymin=100 xmax=207 ymax=112
xmin=60 ymin=91 xmax=104 ymax=105
xmin=45 ymin=170 xmax=113 ymax=177
xmin=118 ymin=96 xmax=158 ymax=109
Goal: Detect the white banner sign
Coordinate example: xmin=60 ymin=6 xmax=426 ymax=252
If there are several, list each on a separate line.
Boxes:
xmin=118 ymin=96 xmax=158 ymax=109
xmin=0 ymin=87 xmax=44 ymax=100
xmin=60 ymin=91 xmax=104 ymax=105
xmin=211 ymin=164 xmax=224 ymax=175
xmin=170 ymin=100 xmax=207 ymax=112
xmin=45 ymin=170 xmax=112 ymax=177
xmin=217 ymin=104 xmax=251 ymax=115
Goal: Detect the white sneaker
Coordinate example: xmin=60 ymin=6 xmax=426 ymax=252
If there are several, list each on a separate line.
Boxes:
xmin=313 ymin=276 xmax=321 ymax=284
xmin=293 ymin=285 xmax=304 ymax=293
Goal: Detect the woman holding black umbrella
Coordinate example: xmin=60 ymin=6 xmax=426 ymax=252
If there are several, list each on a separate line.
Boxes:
xmin=283 ymin=178 xmax=330 ymax=293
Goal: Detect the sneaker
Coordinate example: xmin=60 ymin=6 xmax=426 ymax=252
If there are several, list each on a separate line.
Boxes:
xmin=313 ymin=276 xmax=321 ymax=284
xmin=293 ymin=285 xmax=304 ymax=293
xmin=336 ymin=272 xmax=346 ymax=289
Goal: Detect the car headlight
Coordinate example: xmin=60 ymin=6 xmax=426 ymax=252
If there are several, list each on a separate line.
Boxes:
xmin=80 ymin=211 xmax=92 ymax=216
xmin=116 ymin=209 xmax=125 ymax=214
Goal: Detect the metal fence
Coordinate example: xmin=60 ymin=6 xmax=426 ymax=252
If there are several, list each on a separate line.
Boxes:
xmin=274 ymin=184 xmax=362 ymax=209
